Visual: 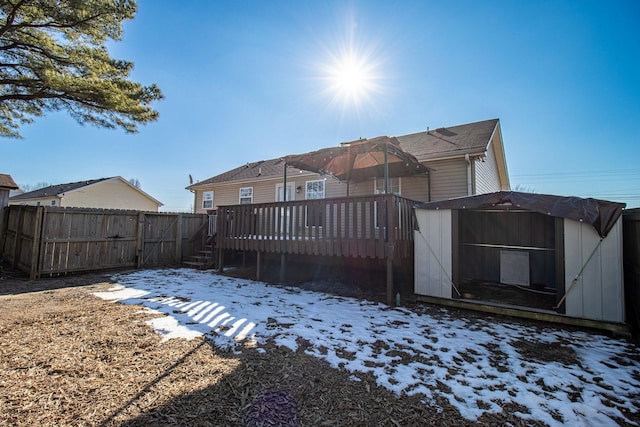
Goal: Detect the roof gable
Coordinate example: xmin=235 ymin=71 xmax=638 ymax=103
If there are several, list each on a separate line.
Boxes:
xmin=9 ymin=176 xmax=163 ymax=206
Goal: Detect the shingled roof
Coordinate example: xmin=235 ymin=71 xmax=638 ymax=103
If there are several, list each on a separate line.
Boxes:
xmin=190 ymin=159 xmax=311 ymax=187
xmin=9 ymin=177 xmax=112 ymax=200
xmin=395 ymin=118 xmax=499 ymax=160
xmin=0 ymin=174 xmax=18 ymax=190
xmin=189 ymin=118 xmax=500 ymax=187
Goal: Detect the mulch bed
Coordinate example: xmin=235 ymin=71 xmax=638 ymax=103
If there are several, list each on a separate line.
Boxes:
xmin=0 ymin=268 xmax=604 ymax=426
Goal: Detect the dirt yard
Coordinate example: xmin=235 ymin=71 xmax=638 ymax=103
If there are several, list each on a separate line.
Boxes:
xmin=0 ymin=269 xmax=636 ymax=426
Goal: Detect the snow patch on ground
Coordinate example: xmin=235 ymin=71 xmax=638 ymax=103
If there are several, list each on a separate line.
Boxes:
xmin=95 ymin=268 xmax=640 ymax=426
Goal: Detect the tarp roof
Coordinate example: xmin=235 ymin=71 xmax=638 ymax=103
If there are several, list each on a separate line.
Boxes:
xmin=284 ymin=136 xmax=429 ymax=183
xmin=415 ymin=191 xmax=625 ymax=238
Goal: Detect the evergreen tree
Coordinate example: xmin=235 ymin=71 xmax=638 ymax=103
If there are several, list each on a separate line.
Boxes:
xmin=0 ymin=0 xmax=163 ymax=138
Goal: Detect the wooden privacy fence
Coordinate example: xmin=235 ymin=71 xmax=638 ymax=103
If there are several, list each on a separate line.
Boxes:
xmin=0 ymin=206 xmax=208 ymax=279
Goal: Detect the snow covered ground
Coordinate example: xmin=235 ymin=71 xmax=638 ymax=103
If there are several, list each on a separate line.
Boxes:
xmin=94 ymin=268 xmax=640 ymax=426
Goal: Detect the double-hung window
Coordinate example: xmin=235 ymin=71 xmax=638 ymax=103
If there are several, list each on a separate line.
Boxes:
xmin=202 ymin=191 xmax=214 ymax=209
xmin=239 ymin=187 xmax=253 ymax=204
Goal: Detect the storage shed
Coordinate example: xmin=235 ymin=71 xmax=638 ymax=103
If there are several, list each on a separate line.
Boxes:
xmin=414 ymin=191 xmax=626 ymax=325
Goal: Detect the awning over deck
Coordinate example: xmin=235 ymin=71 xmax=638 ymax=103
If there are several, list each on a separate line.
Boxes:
xmin=284 ymin=136 xmax=429 ymax=183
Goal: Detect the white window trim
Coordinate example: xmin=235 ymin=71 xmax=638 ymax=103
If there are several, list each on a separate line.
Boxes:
xmin=202 ymin=191 xmax=214 ymax=210
xmin=374 ymin=177 xmax=401 ymax=195
xmin=239 ymin=187 xmax=253 ymax=204
xmin=275 ymin=183 xmax=294 ymax=202
xmin=305 ymin=179 xmax=325 ymax=200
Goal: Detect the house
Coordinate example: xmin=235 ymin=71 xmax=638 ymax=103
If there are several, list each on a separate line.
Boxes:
xmin=414 ymin=191 xmax=627 ymax=329
xmin=187 ymin=118 xmax=509 ymax=213
xmin=183 ymin=119 xmax=510 ymax=305
xmin=9 ymin=176 xmax=163 ymax=212
xmin=0 ymin=173 xmax=19 ymax=241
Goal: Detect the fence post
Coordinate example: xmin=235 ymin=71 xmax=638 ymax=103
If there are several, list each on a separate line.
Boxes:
xmin=11 ymin=206 xmax=25 ymax=269
xmin=175 ymin=214 xmax=183 ymax=264
xmin=29 ymin=206 xmax=44 ymax=279
xmin=136 ymin=212 xmax=145 ymax=268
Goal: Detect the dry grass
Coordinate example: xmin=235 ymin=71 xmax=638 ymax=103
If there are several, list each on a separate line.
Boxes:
xmin=0 ymin=271 xmax=563 ymax=426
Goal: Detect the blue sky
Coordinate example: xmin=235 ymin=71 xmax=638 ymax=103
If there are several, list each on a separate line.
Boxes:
xmin=2 ymin=0 xmax=639 ymax=211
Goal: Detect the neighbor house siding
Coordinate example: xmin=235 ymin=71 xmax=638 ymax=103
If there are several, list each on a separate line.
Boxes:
xmin=428 ymin=158 xmax=468 ymax=201
xmin=61 ymin=180 xmax=159 ymax=211
xmin=10 ymin=196 xmax=59 ymax=206
xmin=475 ymin=141 xmax=501 ymax=194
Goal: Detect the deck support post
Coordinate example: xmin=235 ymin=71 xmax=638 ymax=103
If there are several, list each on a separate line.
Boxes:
xmin=279 ymin=253 xmax=286 ymax=283
xmin=386 ymin=243 xmax=394 ymax=306
xmin=256 ymin=251 xmax=262 ymax=281
xmin=217 ymin=248 xmax=224 ymax=273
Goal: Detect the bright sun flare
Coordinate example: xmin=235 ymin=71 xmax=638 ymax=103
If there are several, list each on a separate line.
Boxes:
xmin=319 ymin=43 xmax=385 ymax=113
xmin=328 ymin=54 xmax=375 ymax=102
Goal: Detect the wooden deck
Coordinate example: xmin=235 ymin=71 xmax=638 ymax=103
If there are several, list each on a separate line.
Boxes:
xmin=215 ymin=194 xmax=416 ymax=260
xmin=214 ymin=194 xmax=418 ymax=305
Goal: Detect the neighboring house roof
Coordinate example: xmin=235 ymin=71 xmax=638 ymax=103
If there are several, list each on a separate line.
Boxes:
xmin=9 ymin=177 xmax=111 ymax=200
xmin=188 ymin=118 xmax=503 ymax=189
xmin=9 ymin=176 xmax=163 ymax=206
xmin=0 ymin=173 xmax=19 ymax=190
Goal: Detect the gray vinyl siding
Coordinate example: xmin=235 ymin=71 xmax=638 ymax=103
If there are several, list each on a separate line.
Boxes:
xmin=401 ymin=175 xmax=431 ymax=202
xmin=427 ymin=158 xmax=468 ymax=201
xmin=475 ymin=141 xmax=501 ymax=194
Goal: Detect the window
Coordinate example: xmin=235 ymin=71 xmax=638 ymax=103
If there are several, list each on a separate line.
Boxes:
xmin=305 ymin=180 xmax=325 ymax=200
xmin=305 ymin=180 xmax=325 ymax=227
xmin=239 ymin=187 xmax=253 ymax=204
xmin=202 ymin=191 xmax=214 ymax=209
xmin=51 ymin=200 xmax=56 ymax=206
xmin=374 ymin=177 xmax=401 ymax=195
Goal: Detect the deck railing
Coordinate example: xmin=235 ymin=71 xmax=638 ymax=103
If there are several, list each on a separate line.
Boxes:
xmin=216 ymin=194 xmax=416 ymax=260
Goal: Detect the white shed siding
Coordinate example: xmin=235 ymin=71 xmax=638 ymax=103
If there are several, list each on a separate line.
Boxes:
xmin=414 ymin=209 xmax=452 ymax=298
xmin=428 ymin=158 xmax=468 ymax=201
xmin=563 ymin=218 xmax=624 ymax=323
xmin=475 ymin=142 xmax=501 ymax=194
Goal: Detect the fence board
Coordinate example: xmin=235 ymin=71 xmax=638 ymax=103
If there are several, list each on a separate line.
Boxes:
xmin=0 ymin=206 xmax=208 ymax=278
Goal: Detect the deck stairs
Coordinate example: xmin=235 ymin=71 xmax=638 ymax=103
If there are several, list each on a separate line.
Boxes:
xmin=182 ymin=244 xmax=215 ymax=269
xmin=183 ymin=233 xmax=216 ymax=269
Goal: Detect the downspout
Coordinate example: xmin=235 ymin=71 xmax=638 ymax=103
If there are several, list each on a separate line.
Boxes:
xmin=465 ymin=153 xmax=472 ymax=196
